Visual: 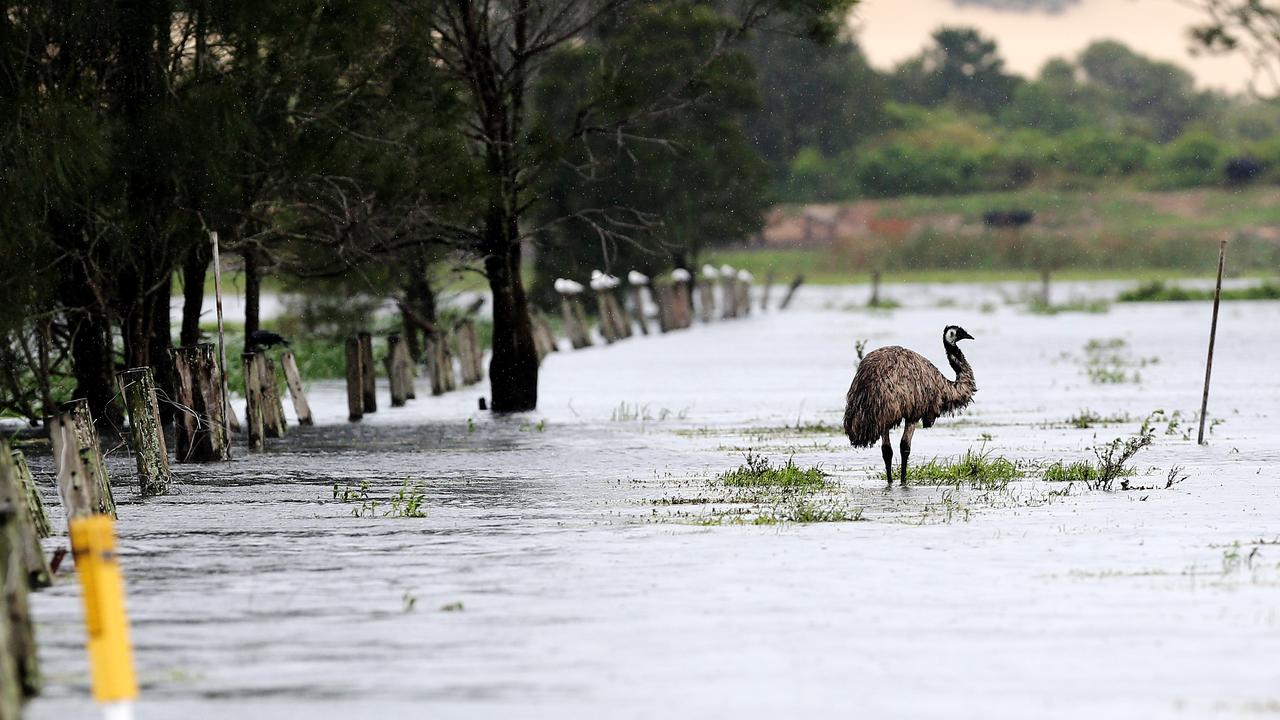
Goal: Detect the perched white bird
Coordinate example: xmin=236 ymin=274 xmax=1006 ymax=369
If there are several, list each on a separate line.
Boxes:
xmin=627 ymin=271 xmax=649 ymax=286
xmin=554 ymin=278 xmax=584 ymax=295
xmin=590 ymin=270 xmax=620 ymax=291
xmin=737 ymin=269 xmax=754 ymax=282
xmin=701 ymin=264 xmax=719 ymax=279
xmin=671 ymin=268 xmax=692 ymax=282
xmin=719 ymin=264 xmax=735 ymax=278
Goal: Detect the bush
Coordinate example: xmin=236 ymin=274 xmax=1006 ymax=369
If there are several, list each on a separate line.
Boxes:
xmin=855 ymin=142 xmax=983 ymax=197
xmin=1053 ymin=129 xmax=1151 ymax=177
xmin=1157 ymin=131 xmax=1224 ymax=188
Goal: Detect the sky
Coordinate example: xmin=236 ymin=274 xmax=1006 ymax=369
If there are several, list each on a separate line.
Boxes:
xmin=850 ymin=0 xmax=1258 ymax=93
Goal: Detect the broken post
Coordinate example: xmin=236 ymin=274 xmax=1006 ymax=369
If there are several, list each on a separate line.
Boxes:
xmin=591 ymin=271 xmax=626 ymax=343
xmin=719 ymin=265 xmax=738 ymax=319
xmin=761 ymin=269 xmax=776 ymax=311
xmin=50 ymin=412 xmax=95 ymax=527
xmin=0 ymin=489 xmax=41 ymax=703
xmin=241 ymin=353 xmax=265 ymax=451
xmin=385 ymin=335 xmax=409 ymax=407
xmin=171 ymin=344 xmax=231 ymax=462
xmin=10 ymin=452 xmax=51 ymax=540
xmin=280 ymin=351 xmax=314 ymax=426
xmin=779 ymin=274 xmax=805 ymax=310
xmin=115 ymin=367 xmax=172 ymax=497
xmin=456 ymin=321 xmax=484 ymax=385
xmin=344 ymin=337 xmax=364 ymax=422
xmin=0 ymin=441 xmax=51 ymax=590
xmin=671 ymin=269 xmax=693 ymax=329
xmin=59 ymin=400 xmax=115 ymax=518
xmin=1197 ymin=239 xmax=1228 ymax=445
xmin=358 ymin=332 xmax=377 ymax=413
xmin=555 ymin=279 xmax=592 ymax=349
xmin=530 ymin=311 xmax=558 ymax=362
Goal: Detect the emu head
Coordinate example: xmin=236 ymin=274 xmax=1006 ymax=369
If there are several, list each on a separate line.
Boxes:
xmin=943 ymin=325 xmax=974 ymax=346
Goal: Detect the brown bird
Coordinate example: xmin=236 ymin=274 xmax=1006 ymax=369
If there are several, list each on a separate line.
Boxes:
xmin=843 ymin=325 xmax=977 ymax=485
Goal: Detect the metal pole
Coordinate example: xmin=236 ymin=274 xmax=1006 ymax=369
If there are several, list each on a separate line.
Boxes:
xmin=211 ymin=231 xmax=234 ymax=452
xmin=1197 ymin=239 xmax=1227 ymax=445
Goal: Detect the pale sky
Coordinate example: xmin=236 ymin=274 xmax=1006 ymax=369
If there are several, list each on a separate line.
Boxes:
xmin=851 ymin=0 xmax=1257 ymax=94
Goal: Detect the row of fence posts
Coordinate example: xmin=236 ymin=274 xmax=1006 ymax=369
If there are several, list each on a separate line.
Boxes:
xmin=345 ymin=319 xmax=486 ymax=422
xmin=551 ymin=266 xmax=805 ymax=351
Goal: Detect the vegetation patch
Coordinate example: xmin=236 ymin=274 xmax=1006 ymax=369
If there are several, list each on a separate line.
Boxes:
xmin=1079 ymin=337 xmax=1156 ymax=384
xmin=717 ymin=453 xmax=828 ymax=490
xmin=1065 ymin=409 xmax=1132 ymax=428
xmin=1118 ymin=280 xmax=1280 ymax=302
xmin=332 ymin=478 xmax=428 ymax=518
xmin=1028 ymin=297 xmax=1111 ymax=315
xmin=904 ymin=447 xmax=1024 ymax=489
xmin=1042 ymin=427 xmax=1154 ymax=491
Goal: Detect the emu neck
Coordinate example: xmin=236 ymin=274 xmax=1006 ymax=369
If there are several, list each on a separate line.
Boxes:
xmin=944 ymin=342 xmax=976 ymax=399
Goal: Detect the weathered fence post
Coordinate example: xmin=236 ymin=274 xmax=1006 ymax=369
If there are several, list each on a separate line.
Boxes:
xmin=385 ymin=335 xmax=409 ymax=407
xmin=115 ymin=368 xmax=172 ymax=496
xmin=171 ymin=344 xmax=231 ymax=461
xmin=9 ymin=452 xmax=50 ymax=540
xmin=50 ymin=412 xmax=95 ymax=526
xmin=530 ymin=311 xmax=558 ymax=362
xmin=719 ymin=265 xmax=738 ymax=319
xmin=591 ymin=271 xmax=627 ymax=343
xmin=280 ymin=351 xmax=314 ymax=425
xmin=0 ymin=489 xmax=41 ymax=703
xmin=736 ymin=270 xmax=753 ymax=316
xmin=698 ymin=265 xmax=718 ymax=323
xmin=779 ymin=273 xmax=805 ymax=310
xmin=344 ymin=337 xmax=364 ymax=422
xmin=760 ymin=269 xmax=776 ymax=311
xmin=870 ymin=270 xmax=883 ymax=306
xmin=358 ymin=332 xmax=377 ymax=413
xmin=0 ymin=442 xmax=50 ymax=590
xmin=671 ymin=269 xmax=693 ymax=329
xmin=456 ymin=321 xmax=484 ymax=385
xmin=626 ymin=272 xmax=651 ymax=335
xmin=241 ymin=353 xmax=265 ymax=451
xmin=555 ymin=279 xmax=592 ymax=349
xmin=254 ymin=353 xmax=286 ymax=439
xmin=59 ymin=400 xmax=115 ymax=518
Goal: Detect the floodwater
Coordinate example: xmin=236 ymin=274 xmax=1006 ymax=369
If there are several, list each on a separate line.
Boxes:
xmin=24 ymin=280 xmax=1280 ymax=718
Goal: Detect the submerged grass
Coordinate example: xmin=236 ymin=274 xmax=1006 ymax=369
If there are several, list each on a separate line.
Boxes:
xmin=1065 ymin=409 xmax=1133 ymax=428
xmin=717 ymin=453 xmax=828 ymax=490
xmin=1079 ymin=337 xmax=1157 ymax=384
xmin=905 ymin=447 xmax=1023 ymax=489
xmin=1028 ymin=297 xmax=1111 ymax=315
xmin=1118 ymin=279 xmax=1280 ymax=302
xmin=1043 ymin=428 xmax=1155 ymax=491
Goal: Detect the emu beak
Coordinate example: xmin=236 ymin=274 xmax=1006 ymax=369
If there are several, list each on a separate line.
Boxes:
xmin=958 ymin=328 xmax=974 ymax=341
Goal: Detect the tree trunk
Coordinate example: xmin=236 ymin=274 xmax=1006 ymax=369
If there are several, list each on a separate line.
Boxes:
xmin=485 ymin=241 xmax=538 ymax=412
xmin=180 ymin=239 xmax=211 ymax=347
xmin=244 ymin=246 xmax=261 ymax=337
xmin=67 ymin=309 xmax=119 ymax=429
xmin=403 ymin=258 xmax=435 ymax=363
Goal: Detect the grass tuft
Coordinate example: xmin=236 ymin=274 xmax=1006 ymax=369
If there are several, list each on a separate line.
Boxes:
xmin=905 ymin=447 xmax=1023 ymax=489
xmin=1043 ymin=428 xmax=1154 ymax=491
xmin=1118 ymin=280 xmax=1280 ymax=302
xmin=717 ymin=453 xmax=828 ymax=490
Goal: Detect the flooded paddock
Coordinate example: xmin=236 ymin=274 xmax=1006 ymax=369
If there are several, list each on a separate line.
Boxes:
xmin=24 ymin=281 xmax=1280 ymax=718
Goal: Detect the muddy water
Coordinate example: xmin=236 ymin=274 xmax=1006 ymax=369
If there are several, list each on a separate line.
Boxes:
xmin=26 ymin=281 xmax=1280 ymax=718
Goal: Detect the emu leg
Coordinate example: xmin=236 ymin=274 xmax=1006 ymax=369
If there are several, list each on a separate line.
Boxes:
xmin=880 ymin=432 xmax=894 ymax=485
xmin=900 ymin=422 xmax=917 ymax=486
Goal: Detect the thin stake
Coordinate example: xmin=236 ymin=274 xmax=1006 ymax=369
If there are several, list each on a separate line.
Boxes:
xmin=211 ymin=231 xmax=233 ymax=453
xmin=1197 ymin=239 xmax=1227 ymax=445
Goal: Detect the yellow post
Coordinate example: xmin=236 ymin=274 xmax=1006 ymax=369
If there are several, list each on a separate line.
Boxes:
xmin=70 ymin=516 xmax=138 ymax=717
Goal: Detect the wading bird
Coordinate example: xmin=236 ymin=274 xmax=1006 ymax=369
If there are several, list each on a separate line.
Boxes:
xmin=843 ymin=326 xmax=977 ymax=485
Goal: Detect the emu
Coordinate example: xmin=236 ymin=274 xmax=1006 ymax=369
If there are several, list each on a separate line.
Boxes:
xmin=843 ymin=325 xmax=977 ymax=485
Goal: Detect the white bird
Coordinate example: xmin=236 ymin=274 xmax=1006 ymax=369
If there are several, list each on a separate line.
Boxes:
xmin=702 ymin=264 xmax=719 ymax=279
xmin=671 ymin=268 xmax=692 ymax=282
xmin=737 ymin=269 xmax=754 ymax=282
xmin=719 ymin=264 xmax=735 ymax=278
xmin=590 ymin=270 xmax=620 ymax=291
xmin=628 ymin=271 xmax=649 ymax=286
xmin=554 ymin=278 xmax=584 ymax=295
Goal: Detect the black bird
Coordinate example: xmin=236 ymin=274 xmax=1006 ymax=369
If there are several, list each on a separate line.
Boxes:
xmin=247 ymin=329 xmax=290 ymax=351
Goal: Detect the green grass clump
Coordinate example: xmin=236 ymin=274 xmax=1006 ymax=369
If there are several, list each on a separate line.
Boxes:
xmin=1066 ymin=409 xmax=1132 ymax=429
xmin=717 ymin=454 xmax=828 ymax=490
xmin=1042 ymin=428 xmax=1154 ymax=491
xmin=1028 ymin=297 xmax=1111 ymax=315
xmin=1080 ymin=337 xmax=1155 ymax=385
xmin=905 ymin=447 xmax=1022 ymax=489
xmin=1118 ymin=280 xmax=1280 ymax=302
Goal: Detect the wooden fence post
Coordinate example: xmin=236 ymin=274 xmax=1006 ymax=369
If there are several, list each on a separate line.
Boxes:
xmin=671 ymin=269 xmax=693 ymax=329
xmin=241 ymin=353 xmax=265 ymax=450
xmin=736 ymin=270 xmax=753 ymax=316
xmin=626 ymin=272 xmax=651 ymax=335
xmin=698 ymin=265 xmax=718 ymax=323
xmin=0 ymin=490 xmax=41 ymax=703
xmin=385 ymin=335 xmax=409 ymax=407
xmin=9 ymin=452 xmax=50 ymax=540
xmin=115 ymin=367 xmax=172 ymax=497
xmin=50 ymin=412 xmax=94 ymax=527
xmin=530 ymin=311 xmax=558 ymax=362
xmin=280 ymin=351 xmax=314 ymax=425
xmin=358 ymin=332 xmax=377 ymax=413
xmin=59 ymin=400 xmax=114 ymax=518
xmin=0 ymin=442 xmax=50 ymax=590
xmin=555 ymin=279 xmax=592 ymax=349
xmin=255 ymin=354 xmax=286 ymax=438
xmin=1198 ymin=238 xmax=1228 ymax=445
xmin=719 ymin=265 xmax=738 ymax=319
xmin=171 ymin=344 xmax=231 ymax=462
xmin=760 ymin=269 xmax=776 ymax=311
xmin=779 ymin=274 xmax=805 ymax=310
xmin=344 ymin=337 xmax=364 ymax=422
xmin=456 ymin=321 xmax=484 ymax=385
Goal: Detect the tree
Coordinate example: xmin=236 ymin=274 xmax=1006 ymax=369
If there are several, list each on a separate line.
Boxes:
xmin=1079 ymin=40 xmax=1206 ymax=142
xmin=1191 ymin=0 xmax=1280 ymax=96
xmin=892 ymin=27 xmax=1020 ymax=115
